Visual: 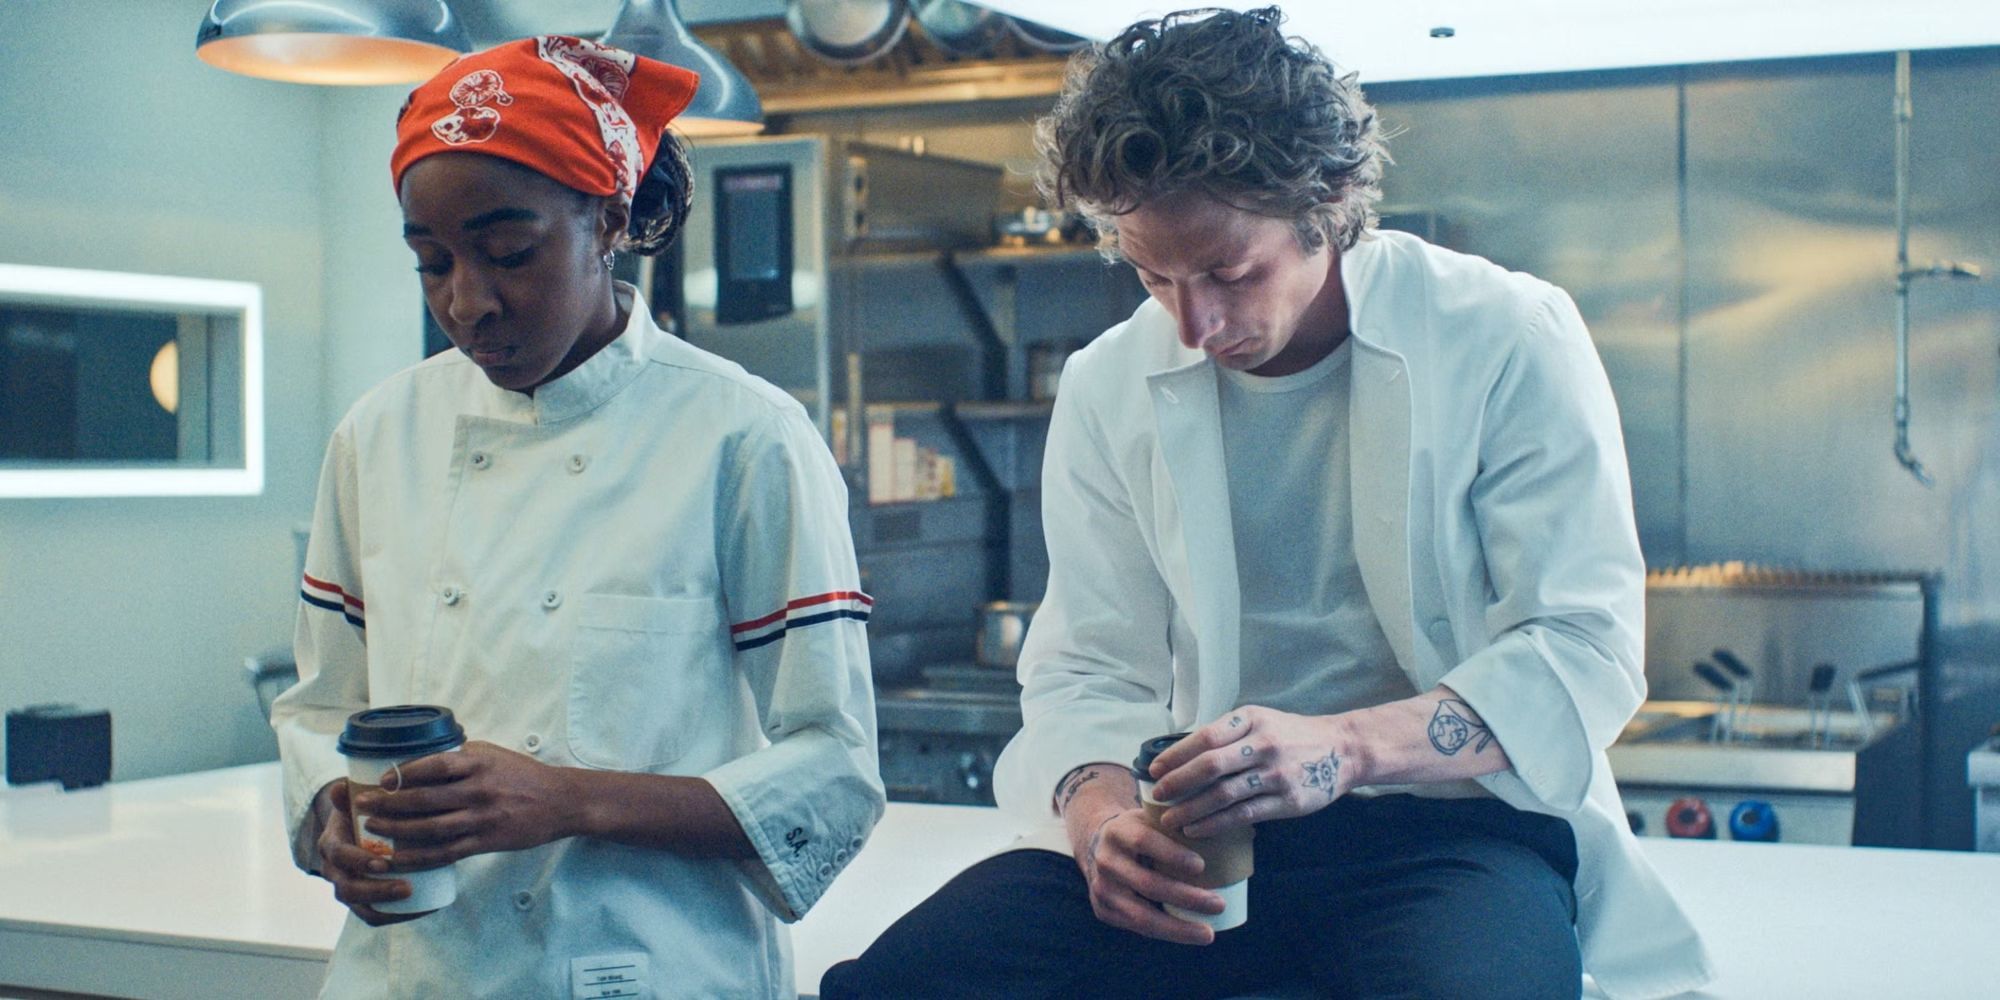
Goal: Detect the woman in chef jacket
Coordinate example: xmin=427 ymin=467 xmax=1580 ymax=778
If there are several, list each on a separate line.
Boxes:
xmin=269 ymin=36 xmax=883 ymax=999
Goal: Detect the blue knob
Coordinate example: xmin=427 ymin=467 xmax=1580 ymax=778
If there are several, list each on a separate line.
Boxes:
xmin=1729 ymin=800 xmax=1780 ymax=842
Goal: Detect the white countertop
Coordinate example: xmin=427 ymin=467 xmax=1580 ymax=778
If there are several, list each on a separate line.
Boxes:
xmin=4 ymin=764 xmax=1997 ymax=999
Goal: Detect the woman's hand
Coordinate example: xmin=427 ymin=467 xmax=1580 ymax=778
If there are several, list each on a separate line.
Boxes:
xmin=1148 ymin=706 xmax=1355 ymax=838
xmin=311 ymin=779 xmax=427 ymax=926
xmin=350 ymin=740 xmax=580 ymax=872
xmin=1057 ymin=765 xmax=1222 ymax=946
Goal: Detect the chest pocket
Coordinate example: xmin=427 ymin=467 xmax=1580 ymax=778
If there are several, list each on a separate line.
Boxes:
xmin=568 ymin=593 xmax=728 ymax=770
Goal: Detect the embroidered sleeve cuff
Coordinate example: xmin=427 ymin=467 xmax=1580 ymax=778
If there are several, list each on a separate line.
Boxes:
xmin=705 ymin=737 xmax=884 ymax=923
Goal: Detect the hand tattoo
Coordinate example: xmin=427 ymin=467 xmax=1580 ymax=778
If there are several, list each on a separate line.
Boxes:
xmin=1246 ymin=773 xmax=1262 ymax=789
xmin=1428 ymin=699 xmax=1496 ymax=756
xmin=1230 ymin=715 xmax=1244 ymax=728
xmin=1082 ymin=812 xmax=1119 ymax=885
xmin=1301 ymin=752 xmax=1340 ymax=801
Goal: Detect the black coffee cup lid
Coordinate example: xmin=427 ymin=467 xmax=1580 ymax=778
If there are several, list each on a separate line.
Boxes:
xmin=1132 ymin=732 xmax=1190 ymax=775
xmin=338 ymin=705 xmax=464 ymax=758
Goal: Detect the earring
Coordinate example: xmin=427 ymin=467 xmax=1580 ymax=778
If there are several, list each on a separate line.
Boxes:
xmin=602 ymin=250 xmax=615 ymax=271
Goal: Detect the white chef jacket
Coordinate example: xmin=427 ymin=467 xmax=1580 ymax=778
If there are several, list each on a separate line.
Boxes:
xmin=273 ymin=288 xmax=884 ymax=1000
xmin=991 ymin=231 xmax=1715 ymax=999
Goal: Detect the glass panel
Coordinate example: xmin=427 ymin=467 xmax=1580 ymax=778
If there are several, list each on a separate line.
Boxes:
xmin=0 ymin=264 xmax=262 ymax=497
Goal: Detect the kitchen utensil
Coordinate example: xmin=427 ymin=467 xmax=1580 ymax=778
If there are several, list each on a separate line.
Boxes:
xmin=1027 ymin=340 xmax=1083 ymax=401
xmin=786 ymin=0 xmax=910 ymax=67
xmin=975 ymin=600 xmax=1037 ymax=668
xmin=1807 ymin=663 xmax=1838 ymax=747
xmin=912 ymin=0 xmax=1008 ymax=57
xmin=1692 ymin=661 xmax=1738 ymax=742
xmin=1712 ymin=648 xmax=1755 ymax=704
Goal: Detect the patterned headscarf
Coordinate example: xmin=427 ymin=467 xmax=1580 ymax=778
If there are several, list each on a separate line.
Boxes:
xmin=390 ymin=35 xmax=698 ymax=200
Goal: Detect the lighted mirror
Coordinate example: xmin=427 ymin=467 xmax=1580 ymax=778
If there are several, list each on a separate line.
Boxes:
xmin=0 ymin=264 xmax=262 ymax=497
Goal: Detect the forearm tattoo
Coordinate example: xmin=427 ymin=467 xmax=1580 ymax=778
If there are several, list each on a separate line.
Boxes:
xmin=1428 ymin=698 xmax=1496 ymax=756
xmin=1057 ymin=767 xmax=1100 ymax=815
xmin=1301 ymin=751 xmax=1340 ymax=801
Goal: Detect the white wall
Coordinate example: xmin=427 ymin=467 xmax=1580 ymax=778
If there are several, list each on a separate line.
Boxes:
xmin=319 ymin=86 xmax=425 ymax=432
xmin=0 ymin=1 xmax=365 ymax=781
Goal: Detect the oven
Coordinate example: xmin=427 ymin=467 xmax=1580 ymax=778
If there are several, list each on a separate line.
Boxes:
xmin=1610 ymin=566 xmax=1935 ymax=846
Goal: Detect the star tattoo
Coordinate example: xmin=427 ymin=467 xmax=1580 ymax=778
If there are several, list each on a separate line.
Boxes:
xmin=1301 ymin=751 xmax=1340 ymax=801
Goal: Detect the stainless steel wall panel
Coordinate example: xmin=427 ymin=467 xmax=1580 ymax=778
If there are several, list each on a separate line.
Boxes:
xmin=1370 ymin=73 xmax=1688 ymax=564
xmin=1681 ymin=52 xmax=2000 ymax=575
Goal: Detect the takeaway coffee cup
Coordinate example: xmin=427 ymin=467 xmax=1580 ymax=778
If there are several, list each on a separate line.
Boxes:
xmin=1134 ymin=733 xmax=1255 ymax=931
xmin=337 ymin=705 xmax=466 ymax=914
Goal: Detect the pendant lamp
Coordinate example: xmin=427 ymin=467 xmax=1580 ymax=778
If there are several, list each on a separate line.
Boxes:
xmin=196 ymin=0 xmax=470 ymax=86
xmin=601 ymin=0 xmax=765 ymax=136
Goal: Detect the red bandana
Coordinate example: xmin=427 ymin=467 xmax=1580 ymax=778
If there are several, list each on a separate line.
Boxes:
xmin=390 ymin=35 xmax=698 ymax=200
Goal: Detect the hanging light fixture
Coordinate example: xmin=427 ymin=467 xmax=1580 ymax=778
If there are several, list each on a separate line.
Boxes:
xmin=196 ymin=0 xmax=471 ymax=86
xmin=601 ymin=0 xmax=764 ymax=137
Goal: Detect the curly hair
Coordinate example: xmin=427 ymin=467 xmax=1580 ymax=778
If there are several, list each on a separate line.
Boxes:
xmin=621 ymin=132 xmax=695 ymax=256
xmin=1035 ymin=6 xmax=1388 ymax=259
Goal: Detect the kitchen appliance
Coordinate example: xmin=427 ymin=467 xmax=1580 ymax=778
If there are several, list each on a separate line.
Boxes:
xmin=1613 ymin=566 xmax=1940 ymax=846
xmin=5 ymin=704 xmax=111 ymax=789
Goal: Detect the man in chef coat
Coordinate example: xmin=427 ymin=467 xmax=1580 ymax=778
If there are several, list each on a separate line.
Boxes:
xmin=824 ymin=7 xmax=1712 ymax=1000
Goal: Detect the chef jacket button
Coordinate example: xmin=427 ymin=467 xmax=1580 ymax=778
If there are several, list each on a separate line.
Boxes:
xmin=849 ymin=836 xmax=864 ymax=849
xmin=469 ymin=451 xmax=491 ymax=470
xmin=835 ymin=848 xmax=850 ymax=863
xmin=513 ymin=890 xmax=533 ymax=911
xmin=441 ymin=585 xmax=462 ymax=606
xmin=817 ymin=863 xmax=833 ymax=878
xmin=1426 ymin=619 xmax=1452 ymax=645
xmin=541 ymin=589 xmax=562 ymax=610
xmin=567 ymin=454 xmax=589 ymax=474
xmin=523 ymin=733 xmax=543 ymax=753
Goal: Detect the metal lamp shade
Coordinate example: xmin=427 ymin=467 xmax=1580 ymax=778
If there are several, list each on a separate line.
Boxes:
xmin=196 ymin=0 xmax=470 ymax=85
xmin=602 ymin=0 xmax=765 ymax=137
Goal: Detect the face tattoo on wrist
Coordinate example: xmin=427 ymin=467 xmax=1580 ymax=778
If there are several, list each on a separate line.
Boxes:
xmin=1428 ymin=699 xmax=1496 ymax=756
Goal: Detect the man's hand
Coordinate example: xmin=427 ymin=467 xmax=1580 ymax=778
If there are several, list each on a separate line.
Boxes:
xmin=350 ymin=740 xmax=579 ymax=872
xmin=1057 ymin=764 xmax=1222 ymax=946
xmin=1147 ymin=706 xmax=1354 ymax=838
xmin=311 ymin=779 xmax=427 ymax=926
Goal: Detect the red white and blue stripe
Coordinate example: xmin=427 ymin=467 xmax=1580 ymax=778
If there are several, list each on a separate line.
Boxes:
xmin=301 ymin=574 xmax=365 ymax=629
xmin=730 ymin=590 xmax=872 ymax=651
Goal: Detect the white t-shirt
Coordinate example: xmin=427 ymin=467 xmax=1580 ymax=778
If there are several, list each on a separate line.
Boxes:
xmin=1219 ymin=339 xmax=1418 ymax=716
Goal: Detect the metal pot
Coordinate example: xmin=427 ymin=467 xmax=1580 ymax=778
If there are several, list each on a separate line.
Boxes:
xmin=976 ymin=600 xmax=1038 ymax=669
xmin=786 ymin=0 xmax=910 ymax=67
xmin=912 ymin=0 xmax=1008 ymax=58
xmin=1028 ymin=339 xmax=1084 ymax=401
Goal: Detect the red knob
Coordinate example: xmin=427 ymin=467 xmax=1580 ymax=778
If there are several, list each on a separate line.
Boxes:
xmin=1666 ymin=796 xmax=1716 ymax=839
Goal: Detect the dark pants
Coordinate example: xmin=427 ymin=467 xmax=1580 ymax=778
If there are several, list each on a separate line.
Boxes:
xmin=820 ymin=795 xmax=1581 ymax=1000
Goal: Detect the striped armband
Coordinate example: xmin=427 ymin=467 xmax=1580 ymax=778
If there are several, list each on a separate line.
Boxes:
xmin=729 ymin=591 xmax=872 ymax=652
xmin=301 ymin=574 xmax=365 ymax=629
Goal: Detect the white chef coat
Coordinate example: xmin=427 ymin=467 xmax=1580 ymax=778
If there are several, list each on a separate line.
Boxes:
xmin=273 ymin=288 xmax=884 ymax=1000
xmin=991 ymin=231 xmax=1715 ymax=999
